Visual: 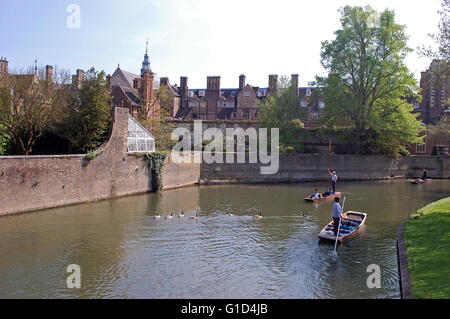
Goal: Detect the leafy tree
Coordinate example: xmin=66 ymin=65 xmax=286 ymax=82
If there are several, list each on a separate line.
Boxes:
xmin=0 ymin=124 xmax=10 ymax=155
xmin=60 ymin=68 xmax=111 ymax=153
xmin=257 ymin=76 xmax=308 ymax=152
xmin=0 ymin=66 xmax=70 ymax=155
xmin=427 ymin=115 xmax=450 ymax=148
xmin=316 ymin=5 xmax=423 ymax=157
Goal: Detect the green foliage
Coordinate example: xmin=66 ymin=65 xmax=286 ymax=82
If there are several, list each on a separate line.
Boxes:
xmin=0 ymin=123 xmax=10 ymax=155
xmin=404 ymin=197 xmax=450 ymax=299
xmin=142 ymin=152 xmax=168 ymax=191
xmin=316 ymin=5 xmax=424 ymax=157
xmin=60 ymin=68 xmax=111 ymax=154
xmin=258 ymin=76 xmax=309 ymax=152
xmin=85 ymin=150 xmax=102 ymax=161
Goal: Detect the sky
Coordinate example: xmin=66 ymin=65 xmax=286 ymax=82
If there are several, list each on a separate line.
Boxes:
xmin=0 ymin=0 xmax=443 ymax=88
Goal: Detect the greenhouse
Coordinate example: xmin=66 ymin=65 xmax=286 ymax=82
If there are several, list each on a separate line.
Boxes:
xmin=127 ymin=115 xmax=155 ymax=153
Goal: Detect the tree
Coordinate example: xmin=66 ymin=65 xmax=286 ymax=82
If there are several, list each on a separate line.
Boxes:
xmin=0 ymin=66 xmax=70 ymax=155
xmin=59 ymin=68 xmax=111 ymax=153
xmin=257 ymin=76 xmax=308 ymax=152
xmin=316 ymin=5 xmax=424 ymax=156
xmin=427 ymin=115 xmax=450 ymax=149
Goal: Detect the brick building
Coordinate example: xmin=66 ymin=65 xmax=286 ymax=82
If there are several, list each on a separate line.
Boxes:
xmin=161 ymin=73 xmax=324 ymax=124
xmin=410 ymin=60 xmax=449 ymax=155
xmin=108 ymin=42 xmax=160 ymax=119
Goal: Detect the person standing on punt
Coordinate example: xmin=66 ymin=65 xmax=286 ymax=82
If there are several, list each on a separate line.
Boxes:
xmin=328 ymin=169 xmax=338 ymax=194
xmin=421 ymin=168 xmax=427 ymax=181
xmin=332 ymin=197 xmax=342 ymax=237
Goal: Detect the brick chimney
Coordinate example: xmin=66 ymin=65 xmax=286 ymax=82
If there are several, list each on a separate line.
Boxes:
xmin=140 ymin=70 xmax=154 ymax=102
xmin=207 ymin=76 xmax=220 ymax=92
xmin=160 ymin=77 xmax=169 ymax=86
xmin=46 ymin=65 xmax=53 ymax=84
xmin=180 ymin=76 xmax=188 ymax=108
xmin=268 ymin=74 xmax=278 ymax=92
xmin=239 ymin=74 xmax=246 ymax=90
xmin=73 ymin=69 xmax=85 ymax=89
xmin=291 ymin=74 xmax=299 ymax=89
xmin=0 ymin=57 xmax=8 ymax=74
xmin=106 ymin=74 xmax=112 ymax=91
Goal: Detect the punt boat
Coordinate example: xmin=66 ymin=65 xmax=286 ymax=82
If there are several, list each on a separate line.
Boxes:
xmin=305 ymin=192 xmax=342 ymax=202
xmin=318 ymin=211 xmax=367 ymax=243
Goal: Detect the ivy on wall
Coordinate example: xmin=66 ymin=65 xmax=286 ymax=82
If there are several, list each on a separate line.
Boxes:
xmin=141 ymin=152 xmax=168 ymax=191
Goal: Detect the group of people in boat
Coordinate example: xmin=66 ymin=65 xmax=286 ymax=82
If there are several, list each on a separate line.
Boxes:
xmin=309 ymin=169 xmax=338 ymax=199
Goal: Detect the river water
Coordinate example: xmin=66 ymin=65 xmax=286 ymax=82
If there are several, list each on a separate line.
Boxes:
xmin=0 ymin=179 xmax=448 ymax=299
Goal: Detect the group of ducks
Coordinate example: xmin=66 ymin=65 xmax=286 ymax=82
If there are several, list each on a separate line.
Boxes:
xmin=154 ymin=211 xmax=263 ymax=220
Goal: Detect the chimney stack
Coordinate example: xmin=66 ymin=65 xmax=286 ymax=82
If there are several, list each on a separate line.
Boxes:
xmin=0 ymin=57 xmax=8 ymax=74
xmin=106 ymin=74 xmax=112 ymax=91
xmin=239 ymin=74 xmax=246 ymax=90
xmin=180 ymin=76 xmax=188 ymax=108
xmin=160 ymin=77 xmax=169 ymax=86
xmin=46 ymin=65 xmax=53 ymax=83
xmin=207 ymin=76 xmax=221 ymax=92
xmin=75 ymin=69 xmax=85 ymax=89
xmin=268 ymin=74 xmax=278 ymax=92
xmin=291 ymin=74 xmax=299 ymax=89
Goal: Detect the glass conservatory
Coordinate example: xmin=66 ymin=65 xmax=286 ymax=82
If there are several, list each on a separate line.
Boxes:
xmin=127 ymin=115 xmax=156 ymax=153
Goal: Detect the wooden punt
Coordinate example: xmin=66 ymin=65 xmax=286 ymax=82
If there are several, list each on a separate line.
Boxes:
xmin=410 ymin=179 xmax=432 ymax=184
xmin=304 ymin=192 xmax=342 ymax=202
xmin=318 ymin=211 xmax=367 ymax=243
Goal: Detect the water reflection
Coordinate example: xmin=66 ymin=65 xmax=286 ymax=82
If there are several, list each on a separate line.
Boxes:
xmin=0 ymin=180 xmax=448 ymax=299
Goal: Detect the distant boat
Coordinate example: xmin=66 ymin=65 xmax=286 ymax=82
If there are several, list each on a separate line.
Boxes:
xmin=318 ymin=211 xmax=367 ymax=243
xmin=304 ymin=192 xmax=342 ymax=202
xmin=410 ymin=179 xmax=432 ymax=184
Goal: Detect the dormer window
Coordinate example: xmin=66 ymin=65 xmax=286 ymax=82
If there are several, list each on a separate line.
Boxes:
xmin=244 ymin=91 xmax=250 ymax=97
xmin=306 ymin=89 xmax=312 ymax=97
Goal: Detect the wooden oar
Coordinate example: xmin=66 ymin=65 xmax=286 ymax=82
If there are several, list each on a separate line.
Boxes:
xmin=332 ymin=196 xmax=345 ymax=256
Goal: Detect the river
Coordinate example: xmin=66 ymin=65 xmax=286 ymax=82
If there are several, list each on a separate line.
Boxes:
xmin=0 ymin=179 xmax=448 ymax=298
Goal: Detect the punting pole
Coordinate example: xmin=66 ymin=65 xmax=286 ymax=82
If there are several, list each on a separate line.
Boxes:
xmin=333 ymin=196 xmax=345 ymax=255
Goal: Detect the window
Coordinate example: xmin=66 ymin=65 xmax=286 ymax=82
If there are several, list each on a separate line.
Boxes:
xmin=301 ymin=101 xmax=307 ymax=107
xmin=413 ymin=101 xmax=419 ymax=108
xmin=199 ymin=90 xmax=205 ymax=97
xmin=243 ymin=110 xmax=250 ymax=120
xmin=312 ymin=113 xmax=318 ymax=120
xmin=319 ymin=101 xmax=325 ymax=109
xmin=306 ymin=89 xmax=312 ymax=97
xmin=127 ymin=115 xmax=155 ymax=153
xmin=200 ymin=101 xmax=206 ymax=108
xmin=244 ymin=90 xmax=250 ymax=97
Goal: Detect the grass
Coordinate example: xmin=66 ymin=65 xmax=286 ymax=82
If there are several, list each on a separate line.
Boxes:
xmin=403 ymin=197 xmax=450 ymax=299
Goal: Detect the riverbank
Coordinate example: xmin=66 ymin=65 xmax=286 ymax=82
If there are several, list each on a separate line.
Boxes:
xmin=401 ymin=197 xmax=450 ymax=299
